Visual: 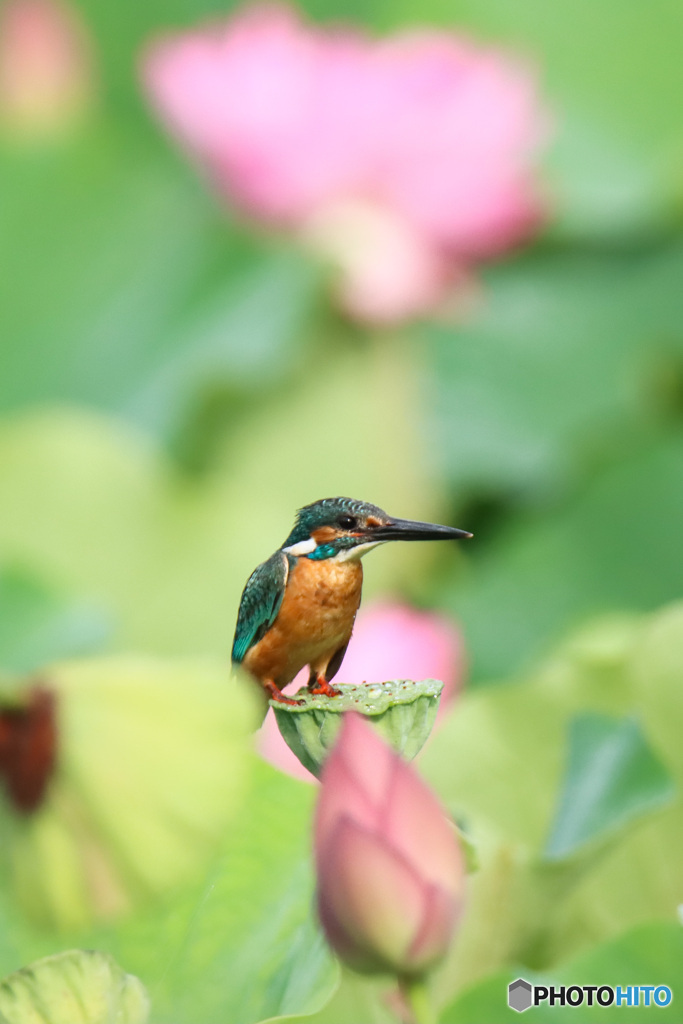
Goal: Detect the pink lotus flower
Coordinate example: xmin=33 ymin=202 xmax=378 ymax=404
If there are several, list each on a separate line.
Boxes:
xmin=142 ymin=3 xmax=549 ymax=324
xmin=314 ymin=713 xmax=464 ymax=976
xmin=339 ymin=600 xmax=464 ymax=707
xmin=256 ymin=601 xmax=464 ymax=781
xmin=0 ymin=0 xmax=93 ymax=140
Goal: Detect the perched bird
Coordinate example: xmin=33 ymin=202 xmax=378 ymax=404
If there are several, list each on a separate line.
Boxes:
xmin=232 ymin=497 xmax=471 ymax=705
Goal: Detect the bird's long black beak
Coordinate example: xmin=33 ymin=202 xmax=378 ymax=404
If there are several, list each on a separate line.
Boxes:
xmin=370 ymin=518 xmax=472 ymax=542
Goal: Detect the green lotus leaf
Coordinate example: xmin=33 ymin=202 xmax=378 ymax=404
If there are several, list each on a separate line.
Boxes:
xmin=0 ymin=657 xmax=259 ymax=929
xmin=0 ymin=950 xmax=149 ymax=1024
xmin=0 ymin=567 xmax=110 ymax=676
xmin=544 ymin=713 xmax=675 ymax=861
xmin=271 ymin=679 xmax=443 ymax=777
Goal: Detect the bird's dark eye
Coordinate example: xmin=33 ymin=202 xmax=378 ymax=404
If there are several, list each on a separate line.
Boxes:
xmin=338 ymin=515 xmax=357 ymax=530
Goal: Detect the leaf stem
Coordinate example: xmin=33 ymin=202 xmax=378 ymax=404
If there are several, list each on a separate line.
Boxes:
xmin=398 ymin=976 xmax=436 ymax=1024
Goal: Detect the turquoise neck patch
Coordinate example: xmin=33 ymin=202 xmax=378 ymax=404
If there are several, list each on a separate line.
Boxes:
xmin=306 ymin=535 xmax=360 ymax=560
xmin=307 ymin=543 xmax=338 ymax=560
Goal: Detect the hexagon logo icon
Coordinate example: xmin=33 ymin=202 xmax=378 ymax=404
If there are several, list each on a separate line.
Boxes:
xmin=508 ymin=978 xmax=533 ymax=1012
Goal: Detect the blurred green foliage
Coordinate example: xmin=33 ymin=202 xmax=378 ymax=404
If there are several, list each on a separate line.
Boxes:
xmin=0 ymin=949 xmax=150 ymax=1024
xmin=3 ymin=658 xmax=257 ymax=931
xmin=419 ymin=605 xmax=683 ymax=1002
xmin=442 ymin=922 xmax=683 ymax=1023
xmin=0 ymin=0 xmax=682 ymax=1019
xmin=0 ymin=567 xmax=108 ymax=674
xmin=0 ymin=760 xmax=337 ymax=1023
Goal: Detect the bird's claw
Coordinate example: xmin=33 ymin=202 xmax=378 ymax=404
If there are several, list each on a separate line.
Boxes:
xmin=309 ymin=679 xmax=342 ymax=698
xmin=270 ymin=694 xmax=306 ymax=706
xmin=264 ymin=681 xmax=305 ymax=706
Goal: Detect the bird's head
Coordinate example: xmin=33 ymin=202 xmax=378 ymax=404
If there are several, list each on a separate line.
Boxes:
xmin=281 ymin=497 xmax=472 ymax=561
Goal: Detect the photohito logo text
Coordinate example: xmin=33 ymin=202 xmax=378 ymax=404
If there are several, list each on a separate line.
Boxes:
xmin=508 ymin=978 xmax=673 ymax=1013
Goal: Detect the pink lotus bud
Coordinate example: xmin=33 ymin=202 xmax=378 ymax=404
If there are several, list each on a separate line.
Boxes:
xmin=256 ymin=601 xmax=464 ymax=781
xmin=0 ymin=0 xmax=93 ymax=141
xmin=340 ymin=601 xmax=464 ymax=710
xmin=142 ymin=3 xmax=550 ymax=324
xmin=314 ymin=713 xmax=464 ymax=976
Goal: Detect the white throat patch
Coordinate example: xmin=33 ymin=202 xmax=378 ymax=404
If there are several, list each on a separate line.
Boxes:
xmin=336 ymin=541 xmax=384 ymax=562
xmin=283 ymin=538 xmax=385 ymax=561
xmin=283 ymin=537 xmax=317 ymax=556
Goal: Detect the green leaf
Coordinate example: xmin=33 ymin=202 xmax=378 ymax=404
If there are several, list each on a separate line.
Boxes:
xmin=134 ymin=247 xmax=318 ymax=405
xmin=0 ymin=758 xmax=338 ymax=1024
xmin=255 ymin=969 xmax=394 ymax=1024
xmin=440 ymin=433 xmax=683 ymax=682
xmin=0 ymin=133 xmax=316 ymax=440
xmin=0 ymin=657 xmax=257 ymax=930
xmin=544 ymin=714 xmax=675 ymax=860
xmin=98 ymin=761 xmax=339 ymax=1024
xmin=144 ymin=244 xmax=321 ymax=474
xmin=0 ymin=138 xmax=206 ymax=418
xmin=0 ymin=950 xmax=149 ymax=1024
xmin=0 ymin=568 xmax=109 ymax=675
xmin=631 ymin=602 xmax=683 ymax=785
xmin=427 ymin=244 xmax=683 ymax=500
xmin=420 ymin=677 xmax=563 ymax=848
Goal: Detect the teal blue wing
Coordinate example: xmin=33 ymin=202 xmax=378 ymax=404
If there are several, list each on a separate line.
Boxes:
xmin=231 ymin=551 xmax=290 ymax=664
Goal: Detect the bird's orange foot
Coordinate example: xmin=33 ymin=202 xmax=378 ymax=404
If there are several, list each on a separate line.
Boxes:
xmin=308 ymin=677 xmax=341 ymax=698
xmin=264 ymin=680 xmax=305 ymax=706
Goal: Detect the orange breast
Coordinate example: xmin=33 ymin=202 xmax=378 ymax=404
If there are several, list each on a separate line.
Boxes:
xmin=243 ymin=556 xmax=363 ymax=688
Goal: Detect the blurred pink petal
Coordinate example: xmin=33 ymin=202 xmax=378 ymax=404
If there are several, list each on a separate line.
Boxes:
xmin=318 ymin=817 xmax=426 ymax=972
xmin=315 ymin=714 xmax=463 ymax=976
xmin=383 ymin=755 xmax=462 ymax=891
xmin=301 ymin=199 xmax=454 ymax=325
xmin=256 ymin=600 xmax=464 ymax=781
xmin=340 ymin=601 xmax=465 ymax=708
xmin=322 ymin=698 xmax=395 ymax=804
xmin=372 ymin=33 xmax=547 ymax=254
xmin=142 ymin=3 xmax=550 ymax=324
xmin=312 ymin=750 xmax=378 ymax=840
xmin=144 ymin=5 xmax=374 ymax=223
xmin=318 ymin=712 xmax=462 ymax=889
xmin=408 ymin=882 xmax=459 ymax=967
xmin=0 ymin=0 xmax=94 ymax=139
xmin=314 ymin=709 xmax=395 ymax=846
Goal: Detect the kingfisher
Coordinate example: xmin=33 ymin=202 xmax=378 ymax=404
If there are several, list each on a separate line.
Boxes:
xmin=232 ymin=497 xmax=471 ymax=706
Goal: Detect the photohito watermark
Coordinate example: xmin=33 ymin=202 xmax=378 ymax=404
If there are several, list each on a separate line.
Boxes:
xmin=508 ymin=978 xmax=673 ymax=1013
